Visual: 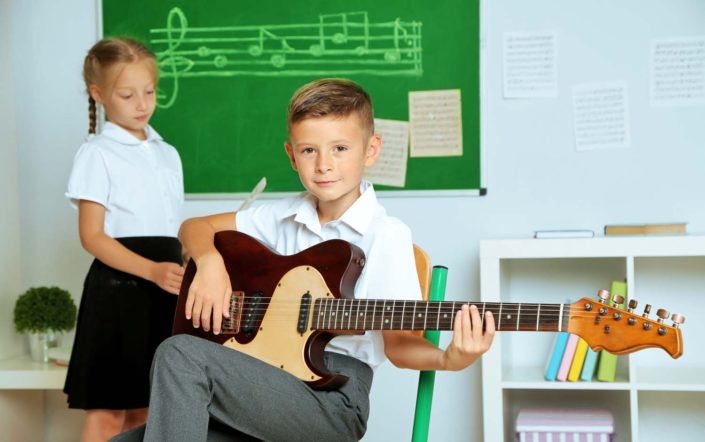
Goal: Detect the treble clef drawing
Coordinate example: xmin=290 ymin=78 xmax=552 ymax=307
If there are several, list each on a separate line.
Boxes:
xmin=150 ymin=7 xmax=423 ymax=108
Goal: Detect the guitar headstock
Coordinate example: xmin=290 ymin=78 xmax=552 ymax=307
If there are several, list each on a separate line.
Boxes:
xmin=567 ymin=291 xmax=684 ymax=359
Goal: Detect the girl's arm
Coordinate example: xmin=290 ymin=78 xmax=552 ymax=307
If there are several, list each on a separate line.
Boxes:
xmin=79 ymin=200 xmax=184 ymax=294
xmin=178 ymin=211 xmax=237 ymax=334
xmin=382 ymin=305 xmax=495 ymax=371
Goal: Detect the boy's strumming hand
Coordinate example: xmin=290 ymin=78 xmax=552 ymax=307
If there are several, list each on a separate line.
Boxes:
xmin=441 ymin=304 xmax=496 ymax=371
xmin=185 ymin=253 xmax=232 ymax=334
xmin=150 ymin=262 xmax=185 ymax=295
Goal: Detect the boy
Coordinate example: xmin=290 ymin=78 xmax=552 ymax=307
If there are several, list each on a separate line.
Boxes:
xmin=114 ymin=78 xmax=495 ymax=441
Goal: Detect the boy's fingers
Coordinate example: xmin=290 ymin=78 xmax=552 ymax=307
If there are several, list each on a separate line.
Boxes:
xmin=469 ymin=305 xmax=482 ymax=339
xmin=185 ymin=286 xmax=196 ymax=319
xmin=212 ymin=300 xmax=223 ymax=334
xmin=201 ymin=300 xmax=213 ymax=331
xmin=191 ymin=295 xmax=203 ymax=328
xmin=222 ymin=290 xmax=231 ymax=319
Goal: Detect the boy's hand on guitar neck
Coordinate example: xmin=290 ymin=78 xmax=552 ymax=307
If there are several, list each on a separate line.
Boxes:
xmin=441 ymin=304 xmax=496 ymax=371
xmin=185 ymin=252 xmax=232 ymax=334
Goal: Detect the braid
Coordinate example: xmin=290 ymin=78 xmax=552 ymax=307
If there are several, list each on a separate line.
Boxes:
xmin=88 ymin=96 xmax=97 ymax=134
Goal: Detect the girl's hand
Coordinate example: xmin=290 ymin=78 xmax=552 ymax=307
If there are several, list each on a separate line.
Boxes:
xmin=441 ymin=304 xmax=496 ymax=371
xmin=185 ymin=253 xmax=232 ymax=334
xmin=149 ymin=262 xmax=185 ymax=295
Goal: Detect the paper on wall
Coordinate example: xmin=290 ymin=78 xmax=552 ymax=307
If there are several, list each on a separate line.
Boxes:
xmin=572 ymin=82 xmax=630 ymax=151
xmin=503 ymin=31 xmax=558 ymax=98
xmin=364 ymin=119 xmax=409 ymax=188
xmin=650 ymin=36 xmax=705 ymax=106
xmin=409 ymin=89 xmax=463 ymax=157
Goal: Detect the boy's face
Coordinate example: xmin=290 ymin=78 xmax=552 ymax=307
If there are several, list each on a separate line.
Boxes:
xmin=285 ymin=114 xmax=380 ymax=220
xmin=89 ymin=60 xmax=157 ymax=141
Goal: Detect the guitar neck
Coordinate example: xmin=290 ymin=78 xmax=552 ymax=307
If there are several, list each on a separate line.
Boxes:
xmin=312 ymin=299 xmax=569 ymax=332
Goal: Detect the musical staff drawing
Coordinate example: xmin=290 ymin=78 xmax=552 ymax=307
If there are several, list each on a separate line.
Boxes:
xmin=150 ymin=8 xmax=423 ymax=108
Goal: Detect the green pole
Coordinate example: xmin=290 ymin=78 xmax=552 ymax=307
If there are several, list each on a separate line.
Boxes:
xmin=411 ymin=265 xmax=448 ymax=442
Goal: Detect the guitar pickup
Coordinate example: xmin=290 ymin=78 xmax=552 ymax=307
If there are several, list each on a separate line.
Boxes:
xmin=297 ymin=292 xmax=312 ymax=335
xmin=222 ymin=290 xmax=244 ymax=334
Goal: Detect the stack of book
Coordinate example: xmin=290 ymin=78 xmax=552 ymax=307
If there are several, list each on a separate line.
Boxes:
xmin=544 ymin=281 xmax=627 ymax=382
xmin=515 ymin=408 xmax=615 ymax=442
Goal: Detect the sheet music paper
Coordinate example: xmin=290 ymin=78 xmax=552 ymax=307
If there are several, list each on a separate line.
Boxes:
xmin=650 ymin=36 xmax=705 ymax=106
xmin=364 ymin=119 xmax=409 ymax=187
xmin=503 ymin=31 xmax=557 ymax=98
xmin=409 ymin=89 xmax=463 ymax=157
xmin=572 ymin=82 xmax=630 ymax=151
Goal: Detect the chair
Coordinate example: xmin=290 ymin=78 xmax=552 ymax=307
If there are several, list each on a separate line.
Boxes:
xmin=411 ymin=245 xmax=448 ymax=442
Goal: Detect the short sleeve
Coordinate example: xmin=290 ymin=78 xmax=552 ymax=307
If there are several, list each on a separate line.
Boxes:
xmin=65 ymin=143 xmax=110 ymax=209
xmin=364 ymin=220 xmax=423 ymax=301
xmin=235 ymin=202 xmax=282 ymax=248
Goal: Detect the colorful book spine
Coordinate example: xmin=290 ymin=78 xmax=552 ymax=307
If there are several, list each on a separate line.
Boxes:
xmin=580 ymin=347 xmax=599 ymax=381
xmin=596 ymin=280 xmax=627 ymax=382
xmin=556 ymin=334 xmax=579 ymax=381
xmin=545 ymin=331 xmax=570 ymax=381
xmin=567 ymin=337 xmax=589 ymax=381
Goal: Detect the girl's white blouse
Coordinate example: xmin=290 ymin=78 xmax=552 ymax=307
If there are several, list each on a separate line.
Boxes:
xmin=66 ymin=122 xmax=184 ymax=238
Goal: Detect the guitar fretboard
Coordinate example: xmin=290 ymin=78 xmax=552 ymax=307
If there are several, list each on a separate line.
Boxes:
xmin=312 ymin=299 xmax=569 ymax=332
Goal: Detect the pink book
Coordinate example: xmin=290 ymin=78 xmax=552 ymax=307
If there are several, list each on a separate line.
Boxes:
xmin=556 ymin=334 xmax=579 ymax=381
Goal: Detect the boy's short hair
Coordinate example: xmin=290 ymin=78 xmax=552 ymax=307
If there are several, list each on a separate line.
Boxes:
xmin=287 ymin=78 xmax=374 ymax=138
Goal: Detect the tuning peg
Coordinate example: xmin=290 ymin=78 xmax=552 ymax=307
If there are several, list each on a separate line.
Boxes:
xmin=642 ymin=304 xmax=652 ymax=318
xmin=627 ymin=299 xmax=638 ymax=313
xmin=597 ymin=289 xmax=610 ymax=303
xmin=656 ymin=308 xmax=669 ymax=323
xmin=612 ymin=295 xmax=625 ymax=307
xmin=671 ymin=313 xmax=686 ymax=328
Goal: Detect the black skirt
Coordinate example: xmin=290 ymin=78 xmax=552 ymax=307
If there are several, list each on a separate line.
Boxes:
xmin=64 ymin=236 xmax=181 ymax=410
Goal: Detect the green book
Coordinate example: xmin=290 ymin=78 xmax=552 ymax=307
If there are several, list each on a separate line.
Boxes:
xmin=596 ymin=280 xmax=627 ymax=382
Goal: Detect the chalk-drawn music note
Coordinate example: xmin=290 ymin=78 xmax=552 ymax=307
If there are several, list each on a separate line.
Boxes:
xmin=150 ymin=8 xmax=423 ymax=108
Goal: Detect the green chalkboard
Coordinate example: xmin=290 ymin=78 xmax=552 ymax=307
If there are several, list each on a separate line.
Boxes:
xmin=102 ymin=0 xmax=481 ymax=194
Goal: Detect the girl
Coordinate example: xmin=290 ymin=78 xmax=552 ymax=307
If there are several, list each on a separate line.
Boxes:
xmin=64 ymin=37 xmax=185 ymax=442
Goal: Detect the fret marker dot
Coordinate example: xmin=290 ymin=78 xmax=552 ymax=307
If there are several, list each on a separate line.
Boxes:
xmin=332 ymin=312 xmax=336 ymax=316
xmin=386 ymin=306 xmax=391 ymax=310
xmin=385 ymin=319 xmax=389 ymax=324
xmin=506 ymin=314 xmax=511 ymax=319
xmin=359 ymin=313 xmax=364 ymax=316
xmin=444 ymin=314 xmax=448 ymax=318
xmin=418 ymin=314 xmax=422 ymax=318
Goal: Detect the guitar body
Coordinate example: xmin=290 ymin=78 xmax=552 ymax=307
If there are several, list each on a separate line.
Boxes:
xmin=173 ymin=231 xmax=366 ymax=390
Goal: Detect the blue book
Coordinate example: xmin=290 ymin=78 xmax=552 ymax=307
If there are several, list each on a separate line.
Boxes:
xmin=545 ymin=331 xmax=570 ymax=381
xmin=580 ymin=348 xmax=599 ymax=381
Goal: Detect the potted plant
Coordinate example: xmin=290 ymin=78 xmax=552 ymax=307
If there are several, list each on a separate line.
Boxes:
xmin=13 ymin=286 xmax=77 ymax=362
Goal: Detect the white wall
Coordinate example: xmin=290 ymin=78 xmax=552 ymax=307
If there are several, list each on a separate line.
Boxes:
xmin=5 ymin=0 xmax=705 ymax=441
xmin=0 ymin=0 xmax=22 ymax=361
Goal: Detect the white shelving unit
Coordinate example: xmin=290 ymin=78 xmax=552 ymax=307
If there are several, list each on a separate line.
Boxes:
xmin=0 ymin=354 xmax=66 ymax=389
xmin=480 ymin=236 xmax=705 ymax=442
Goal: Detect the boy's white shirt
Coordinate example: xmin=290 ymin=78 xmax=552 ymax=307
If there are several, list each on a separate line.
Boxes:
xmin=66 ymin=122 xmax=184 ymax=237
xmin=236 ymin=181 xmax=422 ymax=369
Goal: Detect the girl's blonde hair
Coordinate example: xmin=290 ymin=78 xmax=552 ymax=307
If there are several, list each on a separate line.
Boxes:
xmin=83 ymin=37 xmax=158 ymax=134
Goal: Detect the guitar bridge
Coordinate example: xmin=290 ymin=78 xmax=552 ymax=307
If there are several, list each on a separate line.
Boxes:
xmin=222 ymin=290 xmax=244 ymax=334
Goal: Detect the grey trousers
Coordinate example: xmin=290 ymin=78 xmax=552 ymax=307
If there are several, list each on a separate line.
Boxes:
xmin=111 ymin=334 xmax=373 ymax=442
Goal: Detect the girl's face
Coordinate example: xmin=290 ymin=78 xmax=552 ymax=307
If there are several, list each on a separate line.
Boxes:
xmin=90 ymin=60 xmax=157 ymax=140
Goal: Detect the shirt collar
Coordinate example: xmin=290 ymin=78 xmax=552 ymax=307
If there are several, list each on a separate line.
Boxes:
xmin=282 ymin=181 xmax=379 ymax=236
xmin=101 ymin=121 xmax=163 ymax=145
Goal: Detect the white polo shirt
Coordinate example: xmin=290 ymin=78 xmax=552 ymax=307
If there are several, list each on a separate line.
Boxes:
xmin=236 ymin=181 xmax=422 ymax=369
xmin=66 ymin=122 xmax=184 ymax=238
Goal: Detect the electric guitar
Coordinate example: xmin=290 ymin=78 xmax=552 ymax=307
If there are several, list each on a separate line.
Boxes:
xmin=173 ymin=231 xmax=685 ymax=390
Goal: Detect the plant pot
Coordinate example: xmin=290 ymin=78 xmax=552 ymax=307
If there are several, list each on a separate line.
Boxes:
xmin=27 ymin=331 xmax=58 ymax=363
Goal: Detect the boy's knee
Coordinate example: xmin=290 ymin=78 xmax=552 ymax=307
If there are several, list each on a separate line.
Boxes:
xmin=154 ymin=334 xmax=199 ymax=365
